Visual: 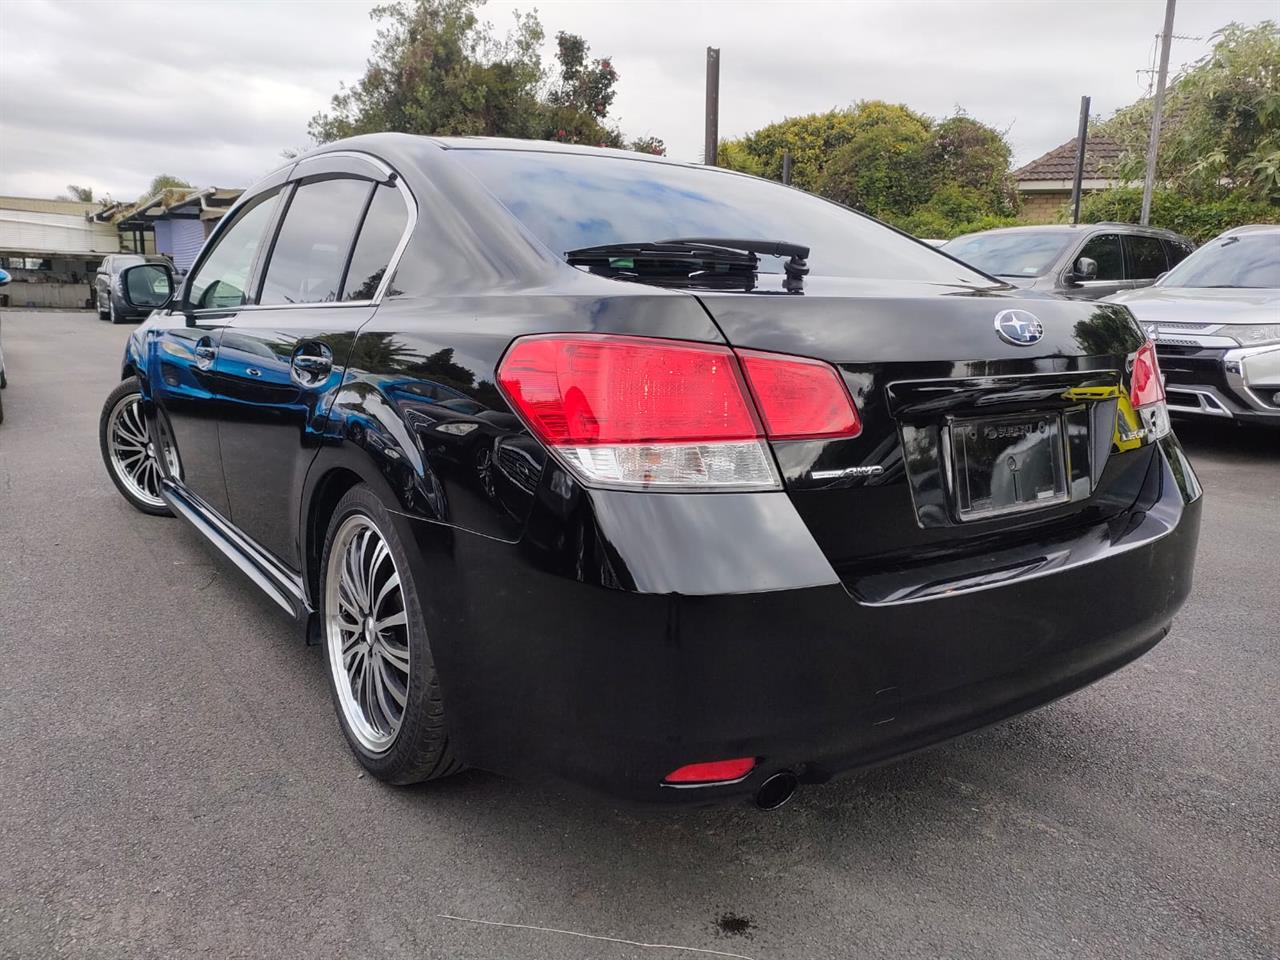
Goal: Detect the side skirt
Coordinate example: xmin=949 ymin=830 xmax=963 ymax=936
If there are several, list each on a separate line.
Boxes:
xmin=161 ymin=479 xmax=313 ymax=621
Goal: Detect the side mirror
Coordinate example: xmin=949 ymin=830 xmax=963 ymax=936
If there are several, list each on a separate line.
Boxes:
xmin=1071 ymin=256 xmax=1098 ymax=283
xmin=120 ymin=263 xmax=174 ymax=311
xmin=0 ymin=268 xmax=10 ymax=287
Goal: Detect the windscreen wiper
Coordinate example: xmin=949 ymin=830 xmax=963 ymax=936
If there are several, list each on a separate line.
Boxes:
xmin=565 ymin=240 xmax=761 ymax=291
xmin=565 ymin=238 xmax=810 ymax=290
xmin=665 ymin=237 xmax=809 ymax=283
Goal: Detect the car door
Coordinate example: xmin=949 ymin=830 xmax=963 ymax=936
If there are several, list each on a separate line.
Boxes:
xmin=1123 ymin=234 xmax=1170 ymax=291
xmin=95 ymin=257 xmax=111 ymax=311
xmin=214 ymin=154 xmax=412 ymax=570
xmin=1063 ymin=231 xmax=1126 ymax=299
xmin=145 ymin=183 xmax=286 ymax=519
xmin=1162 ymin=238 xmax=1193 ymax=272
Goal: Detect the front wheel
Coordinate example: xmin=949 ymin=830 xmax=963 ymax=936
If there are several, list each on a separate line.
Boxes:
xmin=320 ymin=485 xmax=461 ymax=784
xmin=99 ymin=377 xmax=173 ymax=516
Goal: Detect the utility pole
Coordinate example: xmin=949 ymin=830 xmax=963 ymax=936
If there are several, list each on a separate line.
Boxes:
xmin=782 ymin=149 xmax=792 ymax=185
xmin=704 ymin=47 xmax=720 ymax=166
xmin=1141 ymin=0 xmax=1177 ymax=225
xmin=1070 ymin=95 xmax=1091 ymax=224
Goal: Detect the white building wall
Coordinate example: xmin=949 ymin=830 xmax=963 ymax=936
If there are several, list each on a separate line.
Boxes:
xmin=0 ymin=209 xmax=119 ymax=255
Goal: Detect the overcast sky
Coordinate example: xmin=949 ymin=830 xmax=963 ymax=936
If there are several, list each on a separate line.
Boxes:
xmin=0 ymin=0 xmax=1274 ymax=200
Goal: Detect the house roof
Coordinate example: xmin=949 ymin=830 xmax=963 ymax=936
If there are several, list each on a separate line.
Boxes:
xmin=96 ymin=187 xmax=243 ymax=227
xmin=1014 ymin=135 xmax=1125 ymax=182
xmin=0 ymin=196 xmax=102 ymax=216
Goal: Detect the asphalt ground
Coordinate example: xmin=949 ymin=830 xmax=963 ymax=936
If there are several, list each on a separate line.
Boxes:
xmin=1 ymin=310 xmax=1277 ymax=960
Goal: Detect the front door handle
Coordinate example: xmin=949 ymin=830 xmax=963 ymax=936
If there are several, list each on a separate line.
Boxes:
xmin=291 ymin=341 xmax=334 ymax=387
xmin=194 ymin=336 xmax=216 ymax=371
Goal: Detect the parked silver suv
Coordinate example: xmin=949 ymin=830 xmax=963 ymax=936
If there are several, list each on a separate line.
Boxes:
xmin=943 ymin=223 xmax=1195 ymax=300
xmin=1109 ymin=224 xmax=1280 ymax=427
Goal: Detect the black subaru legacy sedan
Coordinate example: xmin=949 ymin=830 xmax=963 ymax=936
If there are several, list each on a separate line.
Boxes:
xmin=99 ymin=135 xmax=1201 ymax=808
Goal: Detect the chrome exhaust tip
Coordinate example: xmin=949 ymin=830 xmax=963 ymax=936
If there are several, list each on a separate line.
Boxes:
xmin=754 ymin=771 xmax=798 ymax=811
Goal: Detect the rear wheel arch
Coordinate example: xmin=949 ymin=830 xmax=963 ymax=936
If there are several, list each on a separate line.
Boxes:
xmin=303 ymin=466 xmax=365 ymax=608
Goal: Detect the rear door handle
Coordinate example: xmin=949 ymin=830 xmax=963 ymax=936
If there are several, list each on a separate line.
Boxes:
xmin=291 ymin=342 xmax=334 ymax=387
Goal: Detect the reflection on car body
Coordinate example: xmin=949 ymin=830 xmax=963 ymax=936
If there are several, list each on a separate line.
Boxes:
xmin=96 ymin=134 xmax=1202 ymax=808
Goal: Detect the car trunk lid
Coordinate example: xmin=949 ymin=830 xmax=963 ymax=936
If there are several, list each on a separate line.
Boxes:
xmin=694 ymin=277 xmax=1155 ymax=583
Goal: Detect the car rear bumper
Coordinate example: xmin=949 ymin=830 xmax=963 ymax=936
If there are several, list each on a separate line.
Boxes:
xmin=406 ymin=436 xmax=1201 ymax=805
xmin=1159 ymin=344 xmax=1280 ymax=425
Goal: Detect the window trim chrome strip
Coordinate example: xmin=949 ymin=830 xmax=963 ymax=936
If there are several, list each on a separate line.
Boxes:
xmin=185 ymin=149 xmax=417 ymax=318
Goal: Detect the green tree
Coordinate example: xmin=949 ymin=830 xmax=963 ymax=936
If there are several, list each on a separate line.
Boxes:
xmin=540 ymin=30 xmax=622 ymax=146
xmin=628 ymin=135 xmax=666 ymax=156
xmin=815 ymin=101 xmax=935 ymax=218
xmin=309 ymin=0 xmax=544 ymax=142
xmin=308 ymin=0 xmax=657 ymax=152
xmin=1075 ymin=186 xmax=1277 ymax=242
xmin=145 ymin=174 xmax=193 ymax=196
xmin=928 ymin=114 xmax=1018 ymax=217
xmin=717 ymin=108 xmax=864 ymax=190
xmin=718 ymin=103 xmax=1018 ymax=236
xmin=897 ymin=184 xmax=1018 ymax=239
xmin=1101 ymin=21 xmax=1280 ymax=201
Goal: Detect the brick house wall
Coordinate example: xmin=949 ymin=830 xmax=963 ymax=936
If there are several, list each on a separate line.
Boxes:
xmin=1020 ymin=191 xmax=1070 ymax=223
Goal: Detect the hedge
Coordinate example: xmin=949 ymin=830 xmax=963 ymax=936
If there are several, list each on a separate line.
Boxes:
xmin=1073 ymin=187 xmax=1279 ymax=243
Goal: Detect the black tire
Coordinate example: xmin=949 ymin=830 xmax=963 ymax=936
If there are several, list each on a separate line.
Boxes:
xmin=97 ymin=295 xmax=109 ymax=321
xmin=320 ymin=484 xmax=461 ymax=785
xmin=108 ymin=298 xmax=122 ymax=324
xmin=98 ymin=377 xmax=172 ymax=516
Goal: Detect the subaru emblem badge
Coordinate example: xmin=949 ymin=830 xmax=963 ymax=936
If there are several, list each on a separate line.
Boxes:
xmin=994 ymin=309 xmax=1044 ymax=346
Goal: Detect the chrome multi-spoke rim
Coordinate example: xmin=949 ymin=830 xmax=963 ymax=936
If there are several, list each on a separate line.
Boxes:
xmin=107 ymin=393 xmax=166 ymax=508
xmin=325 ymin=515 xmax=410 ymax=753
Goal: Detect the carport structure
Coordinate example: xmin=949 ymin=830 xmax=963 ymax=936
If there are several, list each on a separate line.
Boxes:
xmin=96 ymin=187 xmax=242 ymax=273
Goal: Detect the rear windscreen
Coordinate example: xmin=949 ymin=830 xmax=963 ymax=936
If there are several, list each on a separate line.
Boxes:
xmin=450 ymin=148 xmax=992 ymax=286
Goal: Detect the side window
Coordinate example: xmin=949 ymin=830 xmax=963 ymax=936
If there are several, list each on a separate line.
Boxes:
xmin=259 ymin=178 xmax=372 ymax=305
xmin=342 ymin=184 xmax=409 ymax=301
xmin=1077 ymin=233 xmax=1123 ymax=281
xmin=1163 ymin=239 xmax=1193 ymax=269
xmin=1124 ymin=235 xmax=1169 ymax=280
xmin=187 ymin=193 xmax=279 ymax=310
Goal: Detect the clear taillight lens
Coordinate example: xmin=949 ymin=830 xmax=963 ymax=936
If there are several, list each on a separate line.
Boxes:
xmin=1131 ymin=340 xmax=1171 ymax=441
xmin=496 ymin=334 xmax=861 ymax=490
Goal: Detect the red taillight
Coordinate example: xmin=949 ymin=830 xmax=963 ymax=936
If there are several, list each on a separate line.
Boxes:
xmin=1128 ymin=340 xmax=1172 ymax=442
xmin=496 ymin=334 xmax=861 ymax=490
xmin=1130 ymin=340 xmax=1166 ymax=408
xmin=663 ymin=757 xmax=757 ymax=784
xmin=496 ymin=334 xmax=759 ymax=445
xmin=738 ymin=349 xmax=862 ymax=440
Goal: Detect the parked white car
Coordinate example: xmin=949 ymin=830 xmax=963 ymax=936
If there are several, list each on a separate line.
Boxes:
xmin=1108 ymin=224 xmax=1280 ymax=427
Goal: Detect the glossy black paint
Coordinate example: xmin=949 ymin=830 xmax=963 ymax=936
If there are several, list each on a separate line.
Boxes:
xmin=117 ymin=134 xmax=1202 ymax=804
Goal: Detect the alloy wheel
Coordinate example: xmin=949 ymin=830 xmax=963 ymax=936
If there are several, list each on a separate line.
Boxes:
xmin=324 ymin=514 xmax=411 ymax=754
xmin=106 ymin=393 xmax=168 ymax=509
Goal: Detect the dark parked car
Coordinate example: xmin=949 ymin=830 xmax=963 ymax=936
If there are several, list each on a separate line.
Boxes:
xmin=94 ymin=254 xmax=174 ymax=323
xmin=0 ymin=266 xmax=8 ymax=424
xmin=942 ymin=223 xmax=1195 ymax=300
xmin=98 ymin=135 xmax=1201 ymax=808
xmin=1110 ymin=224 xmax=1280 ymax=427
